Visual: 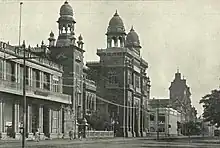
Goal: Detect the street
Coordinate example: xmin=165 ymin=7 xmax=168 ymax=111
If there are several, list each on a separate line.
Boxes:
xmin=0 ymin=138 xmax=220 ymax=148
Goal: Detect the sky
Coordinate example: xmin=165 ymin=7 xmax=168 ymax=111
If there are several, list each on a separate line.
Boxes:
xmin=1 ymin=0 xmax=220 ymax=116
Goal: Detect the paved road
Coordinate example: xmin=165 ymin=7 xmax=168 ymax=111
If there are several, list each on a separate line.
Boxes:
xmin=0 ymin=138 xmax=220 ymax=148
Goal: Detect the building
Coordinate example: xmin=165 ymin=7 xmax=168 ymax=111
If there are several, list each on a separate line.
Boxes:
xmin=169 ymin=70 xmax=197 ymax=122
xmin=48 ymin=1 xmax=97 ymax=137
xmin=0 ymin=40 xmax=71 ymax=140
xmin=0 ymin=1 xmax=97 ymax=140
xmin=86 ymin=11 xmax=151 ymax=137
xmin=149 ymin=107 xmax=181 ymax=136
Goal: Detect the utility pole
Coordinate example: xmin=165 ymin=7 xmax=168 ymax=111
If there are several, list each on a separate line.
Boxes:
xmin=157 ymin=99 xmax=160 ymax=140
xmin=123 ymin=58 xmax=126 ymax=137
xmin=22 ymin=40 xmax=26 ymax=148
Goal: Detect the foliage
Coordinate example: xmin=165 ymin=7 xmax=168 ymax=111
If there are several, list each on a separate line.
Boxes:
xmin=199 ymin=89 xmax=220 ymax=127
xmin=85 ymin=110 xmax=111 ymax=131
xmin=178 ymin=121 xmax=202 ymax=136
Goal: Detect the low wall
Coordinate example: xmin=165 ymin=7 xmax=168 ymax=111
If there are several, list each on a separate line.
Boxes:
xmin=86 ymin=131 xmax=114 ymax=138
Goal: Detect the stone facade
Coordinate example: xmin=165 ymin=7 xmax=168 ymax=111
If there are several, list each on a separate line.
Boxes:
xmin=86 ymin=11 xmax=151 ymax=137
xmin=0 ymin=41 xmax=71 ymax=140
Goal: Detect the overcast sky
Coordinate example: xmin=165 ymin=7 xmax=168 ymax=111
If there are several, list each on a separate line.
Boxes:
xmin=1 ymin=0 xmax=220 ymax=115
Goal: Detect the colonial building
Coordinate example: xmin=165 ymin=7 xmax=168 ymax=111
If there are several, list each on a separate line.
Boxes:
xmin=0 ymin=1 xmax=97 ymax=140
xmin=0 ymin=40 xmax=71 ymax=140
xmin=48 ymin=1 xmax=97 ymax=138
xmin=169 ymin=70 xmax=197 ymax=122
xmin=86 ymin=11 xmax=151 ymax=137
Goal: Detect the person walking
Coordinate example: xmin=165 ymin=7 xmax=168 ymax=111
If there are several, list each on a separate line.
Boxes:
xmin=69 ymin=129 xmax=74 ymax=140
xmin=35 ymin=128 xmax=40 ymax=142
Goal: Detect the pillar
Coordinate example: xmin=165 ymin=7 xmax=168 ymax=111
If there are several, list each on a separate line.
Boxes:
xmin=40 ymin=71 xmax=43 ymax=89
xmin=0 ymin=99 xmax=3 ymax=133
xmin=58 ymin=108 xmax=62 ymax=137
xmin=13 ymin=101 xmax=20 ymax=136
xmin=49 ymin=74 xmax=52 ymax=91
xmin=14 ymin=63 xmax=17 ymax=83
xmin=49 ymin=108 xmax=52 ymax=134
xmin=27 ymin=104 xmax=32 ymax=133
xmin=29 ymin=68 xmax=32 ymax=86
xmin=38 ymin=105 xmax=43 ymax=132
xmin=3 ymin=59 xmax=6 ymax=80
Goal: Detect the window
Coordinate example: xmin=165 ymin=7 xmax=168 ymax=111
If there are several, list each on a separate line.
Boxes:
xmin=135 ymin=75 xmax=140 ymax=88
xmin=75 ymin=64 xmax=80 ymax=75
xmin=32 ymin=69 xmax=40 ymax=88
xmin=108 ymin=71 xmax=117 ymax=84
xmin=6 ymin=61 xmax=15 ymax=82
xmin=150 ymin=115 xmax=155 ymax=121
xmin=128 ymin=71 xmax=132 ymax=85
xmin=43 ymin=72 xmax=50 ymax=90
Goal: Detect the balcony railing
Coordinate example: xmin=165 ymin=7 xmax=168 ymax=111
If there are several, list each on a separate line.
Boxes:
xmin=0 ymin=78 xmax=71 ymax=104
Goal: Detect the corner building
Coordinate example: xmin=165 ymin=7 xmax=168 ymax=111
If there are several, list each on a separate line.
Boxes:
xmin=86 ymin=11 xmax=151 ymax=137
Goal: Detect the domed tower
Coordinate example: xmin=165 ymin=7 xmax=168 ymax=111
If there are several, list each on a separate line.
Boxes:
xmin=106 ymin=10 xmax=126 ymax=48
xmin=125 ymin=26 xmax=141 ymax=55
xmin=56 ymin=1 xmax=76 ymax=47
xmin=48 ymin=31 xmax=56 ymax=47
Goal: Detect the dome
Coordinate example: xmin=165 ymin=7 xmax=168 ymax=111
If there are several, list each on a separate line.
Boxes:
xmin=60 ymin=1 xmax=73 ymax=16
xmin=106 ymin=10 xmax=125 ymax=34
xmin=125 ymin=26 xmax=141 ymax=47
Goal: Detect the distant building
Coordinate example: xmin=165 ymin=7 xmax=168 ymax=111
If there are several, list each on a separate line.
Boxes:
xmin=86 ymin=11 xmax=151 ymax=137
xmin=169 ymin=70 xmax=197 ymax=122
xmin=149 ymin=107 xmax=181 ymax=136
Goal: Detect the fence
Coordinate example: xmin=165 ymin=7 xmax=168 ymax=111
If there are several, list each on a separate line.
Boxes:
xmin=86 ymin=131 xmax=114 ymax=138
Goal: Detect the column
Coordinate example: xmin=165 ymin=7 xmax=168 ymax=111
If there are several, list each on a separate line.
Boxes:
xmin=38 ymin=105 xmax=43 ymax=133
xmin=39 ymin=71 xmax=43 ymax=89
xmin=49 ymin=108 xmax=52 ymax=134
xmin=27 ymin=104 xmax=32 ymax=133
xmin=14 ymin=63 xmax=17 ymax=82
xmin=49 ymin=74 xmax=52 ymax=91
xmin=29 ymin=68 xmax=32 ymax=86
xmin=0 ymin=99 xmax=3 ymax=133
xmin=13 ymin=101 xmax=20 ymax=139
xmin=58 ymin=108 xmax=62 ymax=134
xmin=3 ymin=59 xmax=6 ymax=80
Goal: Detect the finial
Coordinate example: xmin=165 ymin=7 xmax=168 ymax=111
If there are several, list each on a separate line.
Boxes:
xmin=78 ymin=34 xmax=83 ymax=41
xmin=41 ymin=40 xmax=44 ymax=45
xmin=177 ymin=67 xmax=179 ymax=73
xmin=114 ymin=10 xmax=119 ymax=16
xmin=22 ymin=40 xmax=26 ymax=48
xmin=50 ymin=31 xmax=54 ymax=37
xmin=130 ymin=25 xmax=134 ymax=31
xmin=65 ymin=0 xmax=68 ymax=4
xmin=36 ymin=44 xmax=39 ymax=47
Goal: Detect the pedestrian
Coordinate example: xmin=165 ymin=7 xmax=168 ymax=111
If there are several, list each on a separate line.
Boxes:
xmin=69 ymin=129 xmax=74 ymax=140
xmin=35 ymin=128 xmax=40 ymax=142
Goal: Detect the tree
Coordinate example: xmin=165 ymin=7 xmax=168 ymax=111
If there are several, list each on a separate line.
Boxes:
xmin=85 ymin=110 xmax=111 ymax=131
xmin=199 ymin=89 xmax=220 ymax=128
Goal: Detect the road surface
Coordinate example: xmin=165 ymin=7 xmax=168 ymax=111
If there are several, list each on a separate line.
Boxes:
xmin=0 ymin=138 xmax=220 ymax=148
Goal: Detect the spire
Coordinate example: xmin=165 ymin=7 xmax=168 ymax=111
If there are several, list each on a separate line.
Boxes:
xmin=114 ymin=10 xmax=118 ymax=16
xmin=130 ymin=25 xmax=134 ymax=31
xmin=177 ymin=67 xmax=179 ymax=73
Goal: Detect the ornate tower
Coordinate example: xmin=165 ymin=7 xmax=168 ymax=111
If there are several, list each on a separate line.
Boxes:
xmin=56 ymin=1 xmax=76 ymax=47
xmin=48 ymin=31 xmax=56 ymax=47
xmin=125 ymin=26 xmax=141 ymax=56
xmin=106 ymin=11 xmax=126 ymax=48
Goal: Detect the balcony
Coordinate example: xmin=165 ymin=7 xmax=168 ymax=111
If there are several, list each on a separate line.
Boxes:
xmin=0 ymin=79 xmax=71 ymax=104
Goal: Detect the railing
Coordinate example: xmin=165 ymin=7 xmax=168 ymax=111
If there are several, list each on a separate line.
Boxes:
xmin=0 ymin=41 xmax=63 ymax=71
xmin=0 ymin=78 xmax=71 ymax=104
xmin=86 ymin=131 xmax=114 ymax=138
